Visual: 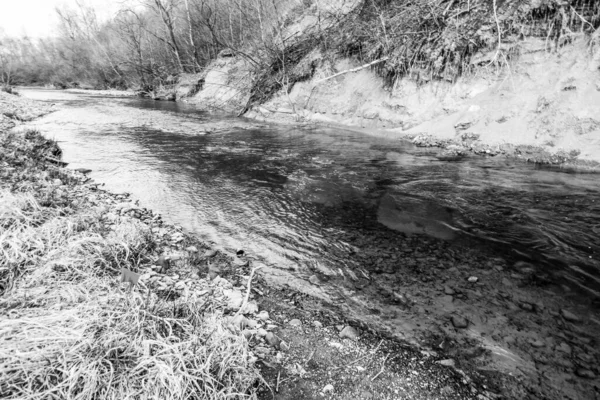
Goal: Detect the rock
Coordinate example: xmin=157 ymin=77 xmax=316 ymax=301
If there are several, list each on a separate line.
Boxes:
xmin=501 ymin=278 xmax=512 ymax=287
xmin=236 ymin=249 xmax=245 ymax=256
xmin=257 ymin=328 xmax=268 ymax=337
xmin=313 ymin=321 xmax=323 ymax=328
xmin=308 ymin=275 xmax=321 ymax=285
xmin=257 ymin=311 xmax=269 ymax=321
xmin=233 ymin=258 xmax=248 ymax=267
xmin=467 ymin=276 xmax=478 ymax=283
xmin=230 ymin=314 xmax=247 ymax=330
xmin=339 ymin=326 xmax=360 ymax=341
xmin=438 ymin=359 xmax=456 ymax=367
xmin=504 ymin=336 xmax=516 ymax=344
xmin=322 ymin=384 xmax=334 ymax=393
xmin=280 ymin=341 xmax=290 ymax=351
xmin=289 ymin=319 xmax=302 ymax=327
xmin=560 ymin=309 xmax=581 ymax=323
xmin=575 ymin=368 xmax=596 ymax=379
xmin=186 ymin=246 xmax=198 ymax=253
xmin=451 ymin=315 xmax=469 ymax=329
xmin=556 ymin=342 xmax=572 ymax=355
xmin=444 ymin=286 xmax=455 ymax=295
xmin=520 ymin=302 xmax=534 ymax=312
xmin=265 ymin=332 xmax=282 ymax=348
xmin=529 ymin=339 xmax=545 ymax=348
xmin=204 ymin=249 xmax=218 ymax=258
xmin=223 ymin=289 xmax=244 ymax=310
xmin=245 ymin=319 xmax=258 ymax=329
xmin=242 ymin=300 xmax=259 ymax=315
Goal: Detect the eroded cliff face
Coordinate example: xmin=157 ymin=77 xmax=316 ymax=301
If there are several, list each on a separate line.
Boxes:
xmin=246 ymin=38 xmax=600 ymax=162
xmin=187 ymin=55 xmax=256 ymax=114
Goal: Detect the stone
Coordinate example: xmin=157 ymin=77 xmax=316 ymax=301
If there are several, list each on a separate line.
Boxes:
xmin=265 ymin=332 xmax=282 ymax=348
xmin=242 ymin=300 xmax=259 ymax=315
xmin=520 ymin=302 xmax=534 ymax=312
xmin=339 ymin=326 xmax=360 ymax=341
xmin=560 ymin=309 xmax=581 ymax=323
xmin=444 ymin=286 xmax=455 ymax=295
xmin=322 ymin=384 xmax=334 ymax=393
xmin=257 ymin=328 xmax=268 ymax=337
xmin=308 ymin=275 xmax=321 ymax=285
xmin=223 ymin=289 xmax=243 ymax=310
xmin=204 ymin=249 xmax=218 ymax=258
xmin=230 ymin=315 xmax=247 ymax=330
xmin=467 ymin=276 xmax=478 ymax=283
xmin=451 ymin=315 xmax=469 ymax=329
xmin=556 ymin=342 xmax=572 ymax=355
xmin=245 ymin=319 xmax=258 ymax=329
xmin=313 ymin=321 xmax=323 ymax=328
xmin=438 ymin=359 xmax=456 ymax=367
xmin=289 ymin=319 xmax=302 ymax=327
xmin=529 ymin=339 xmax=545 ymax=348
xmin=257 ymin=311 xmax=269 ymax=321
xmin=575 ymin=368 xmax=596 ymax=379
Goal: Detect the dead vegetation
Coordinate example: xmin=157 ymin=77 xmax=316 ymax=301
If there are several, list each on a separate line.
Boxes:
xmin=0 ymin=129 xmax=260 ymax=399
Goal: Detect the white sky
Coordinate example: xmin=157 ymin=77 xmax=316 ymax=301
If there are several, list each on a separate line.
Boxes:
xmin=0 ymin=0 xmax=123 ymax=38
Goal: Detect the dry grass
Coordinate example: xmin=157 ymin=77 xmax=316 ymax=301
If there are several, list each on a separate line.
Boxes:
xmin=0 ymin=130 xmax=260 ymax=400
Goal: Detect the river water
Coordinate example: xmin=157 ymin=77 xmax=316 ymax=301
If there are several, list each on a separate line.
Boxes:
xmin=20 ymin=88 xmax=600 ymax=310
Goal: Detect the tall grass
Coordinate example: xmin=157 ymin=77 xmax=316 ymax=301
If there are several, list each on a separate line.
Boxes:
xmin=0 ymin=131 xmax=259 ymax=399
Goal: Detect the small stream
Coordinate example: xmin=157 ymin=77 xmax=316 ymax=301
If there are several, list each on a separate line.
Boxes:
xmin=20 ymin=88 xmax=600 ymax=309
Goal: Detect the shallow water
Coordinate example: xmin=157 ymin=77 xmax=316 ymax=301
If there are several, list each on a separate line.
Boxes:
xmin=20 ymin=88 xmax=600 ymax=303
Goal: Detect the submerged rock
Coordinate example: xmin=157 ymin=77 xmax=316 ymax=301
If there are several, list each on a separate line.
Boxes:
xmin=339 ymin=326 xmax=360 ymax=341
xmin=451 ymin=315 xmax=469 ymax=329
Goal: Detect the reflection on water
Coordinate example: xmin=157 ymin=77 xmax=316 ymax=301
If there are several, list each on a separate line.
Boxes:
xmin=20 ymin=88 xmax=600 ymax=301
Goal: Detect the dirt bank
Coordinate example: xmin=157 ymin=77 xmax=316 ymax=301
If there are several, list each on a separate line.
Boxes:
xmin=243 ymin=38 xmax=600 ymax=168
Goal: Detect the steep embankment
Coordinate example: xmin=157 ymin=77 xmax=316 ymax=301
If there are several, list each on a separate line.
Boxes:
xmin=184 ymin=0 xmax=600 ymax=166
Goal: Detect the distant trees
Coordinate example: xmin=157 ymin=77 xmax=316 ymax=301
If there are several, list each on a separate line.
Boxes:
xmin=0 ymin=0 xmax=306 ymax=90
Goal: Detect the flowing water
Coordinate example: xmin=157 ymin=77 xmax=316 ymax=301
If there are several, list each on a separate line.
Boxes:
xmin=19 ymin=88 xmax=600 ymax=310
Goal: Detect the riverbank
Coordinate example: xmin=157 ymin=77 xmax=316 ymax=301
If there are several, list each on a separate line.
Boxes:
xmin=5 ymin=89 xmax=600 ymax=400
xmin=0 ymin=92 xmax=496 ymax=399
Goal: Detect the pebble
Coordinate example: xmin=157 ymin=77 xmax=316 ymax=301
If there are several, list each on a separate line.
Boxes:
xmin=265 ymin=332 xmax=282 ymax=348
xmin=204 ymin=249 xmax=218 ymax=258
xmin=451 ymin=315 xmax=469 ymax=329
xmin=322 ymin=384 xmax=334 ymax=393
xmin=560 ymin=309 xmax=581 ymax=323
xmin=242 ymin=300 xmax=259 ymax=315
xmin=444 ymin=286 xmax=455 ymax=295
xmin=575 ymin=368 xmax=596 ymax=379
xmin=438 ymin=359 xmax=456 ymax=367
xmin=289 ymin=319 xmax=302 ymax=327
xmin=556 ymin=342 xmax=571 ymax=355
xmin=257 ymin=328 xmax=268 ymax=337
xmin=529 ymin=339 xmax=545 ymax=348
xmin=339 ymin=326 xmax=360 ymax=341
xmin=257 ymin=311 xmax=270 ymax=321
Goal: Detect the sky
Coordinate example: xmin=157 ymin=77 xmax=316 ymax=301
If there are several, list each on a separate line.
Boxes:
xmin=0 ymin=0 xmax=123 ymax=38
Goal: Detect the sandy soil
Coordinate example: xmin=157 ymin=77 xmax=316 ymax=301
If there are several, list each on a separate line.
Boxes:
xmin=246 ymin=38 xmax=600 ymax=166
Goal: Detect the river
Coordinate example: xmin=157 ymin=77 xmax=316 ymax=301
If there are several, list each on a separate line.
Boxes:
xmin=19 ymin=87 xmax=600 ymax=315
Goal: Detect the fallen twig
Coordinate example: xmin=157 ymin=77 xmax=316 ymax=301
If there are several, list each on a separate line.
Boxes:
xmin=371 ymin=353 xmax=390 ymax=381
xmin=314 ymin=58 xmax=389 ymax=84
xmin=233 ymin=264 xmax=263 ymax=318
xmin=332 ymin=339 xmax=383 ymax=371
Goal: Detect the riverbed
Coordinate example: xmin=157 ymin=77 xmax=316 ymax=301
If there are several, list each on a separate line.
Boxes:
xmin=17 ymin=88 xmax=600 ymax=398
